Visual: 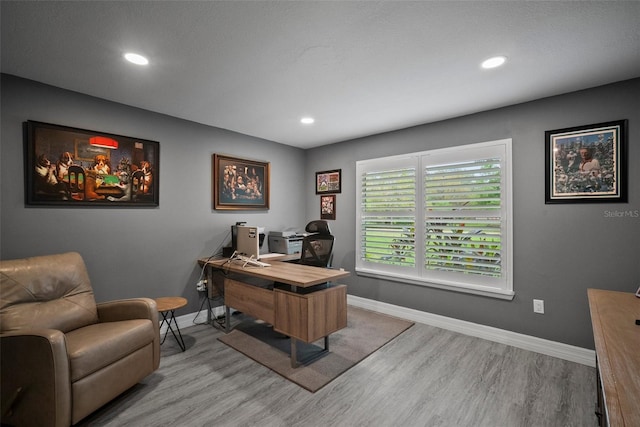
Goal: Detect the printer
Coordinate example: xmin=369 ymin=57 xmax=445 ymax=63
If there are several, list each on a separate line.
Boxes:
xmin=268 ymin=229 xmax=305 ymax=255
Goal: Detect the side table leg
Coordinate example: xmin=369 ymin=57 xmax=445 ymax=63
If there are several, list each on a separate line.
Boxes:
xmin=159 ymin=312 xmax=170 ymax=345
xmin=168 ymin=310 xmax=186 ymax=351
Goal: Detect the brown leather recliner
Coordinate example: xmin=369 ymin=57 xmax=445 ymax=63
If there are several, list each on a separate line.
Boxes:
xmin=1 ymin=252 xmax=160 ymax=426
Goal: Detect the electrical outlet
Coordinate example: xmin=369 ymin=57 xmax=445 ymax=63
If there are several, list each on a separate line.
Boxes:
xmin=196 ymin=280 xmax=207 ymax=292
xmin=533 ymin=299 xmax=544 ymax=314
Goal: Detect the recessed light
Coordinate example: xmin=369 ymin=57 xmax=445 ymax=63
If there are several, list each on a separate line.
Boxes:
xmin=300 ymin=117 xmax=315 ymax=125
xmin=481 ymin=56 xmax=507 ymax=69
xmin=124 ymin=52 xmax=149 ymax=66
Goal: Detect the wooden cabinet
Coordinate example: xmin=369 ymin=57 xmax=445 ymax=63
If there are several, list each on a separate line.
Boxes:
xmin=273 ymin=284 xmax=347 ymax=342
xmin=588 ymin=289 xmax=640 ymax=427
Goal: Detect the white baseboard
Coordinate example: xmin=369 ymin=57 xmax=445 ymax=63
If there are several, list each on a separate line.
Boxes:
xmin=170 ymin=295 xmax=595 ymax=367
xmin=346 ymin=295 xmax=596 ymax=367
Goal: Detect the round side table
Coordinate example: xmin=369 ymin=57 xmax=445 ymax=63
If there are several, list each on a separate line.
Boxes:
xmin=154 ymin=297 xmax=188 ymax=352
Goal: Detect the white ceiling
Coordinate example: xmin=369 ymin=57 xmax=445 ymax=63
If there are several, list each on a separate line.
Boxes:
xmin=2 ymin=1 xmax=639 ymax=149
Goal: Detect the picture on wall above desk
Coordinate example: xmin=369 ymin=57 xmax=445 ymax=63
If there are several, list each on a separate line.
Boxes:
xmin=545 ymin=119 xmax=627 ymax=204
xmin=321 ymin=194 xmax=336 ymax=220
xmin=315 ymin=169 xmax=341 ymax=194
xmin=213 ymin=154 xmax=270 ymax=210
xmin=24 ymin=120 xmax=159 ymax=207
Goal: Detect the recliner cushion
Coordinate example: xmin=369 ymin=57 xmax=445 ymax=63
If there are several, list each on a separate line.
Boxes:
xmin=0 ymin=252 xmax=98 ymax=333
xmin=65 ymin=319 xmax=156 ymax=382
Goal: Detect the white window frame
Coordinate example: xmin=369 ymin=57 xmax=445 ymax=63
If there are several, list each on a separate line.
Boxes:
xmin=356 ymin=138 xmax=514 ymax=300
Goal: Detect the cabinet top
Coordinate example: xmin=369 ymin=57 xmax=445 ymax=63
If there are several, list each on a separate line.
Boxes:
xmin=588 ymin=288 xmax=640 ymax=427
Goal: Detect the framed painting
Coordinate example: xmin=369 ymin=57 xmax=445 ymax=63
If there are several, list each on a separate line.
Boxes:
xmin=315 ymin=169 xmax=341 ymax=194
xmin=24 ymin=120 xmax=159 ymax=207
xmin=320 ymin=194 xmax=336 ymax=220
xmin=545 ymin=120 xmax=627 ymax=204
xmin=213 ymin=154 xmax=270 ymax=210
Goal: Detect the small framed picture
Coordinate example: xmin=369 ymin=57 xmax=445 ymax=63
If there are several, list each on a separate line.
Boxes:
xmin=320 ymin=194 xmax=336 ymax=220
xmin=545 ymin=120 xmax=627 ymax=204
xmin=315 ymin=169 xmax=341 ymax=194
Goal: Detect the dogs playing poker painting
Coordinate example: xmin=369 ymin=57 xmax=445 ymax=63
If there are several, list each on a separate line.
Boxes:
xmin=25 ymin=121 xmax=159 ymax=207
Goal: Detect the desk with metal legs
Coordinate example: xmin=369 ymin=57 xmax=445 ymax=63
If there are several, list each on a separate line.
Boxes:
xmin=199 ymin=257 xmax=349 ymax=367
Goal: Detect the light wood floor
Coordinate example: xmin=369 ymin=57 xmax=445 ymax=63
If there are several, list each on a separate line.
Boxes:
xmin=78 ymin=319 xmax=597 ymax=427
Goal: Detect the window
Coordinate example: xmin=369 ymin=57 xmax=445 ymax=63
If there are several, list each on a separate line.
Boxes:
xmin=356 ymin=139 xmax=513 ymax=300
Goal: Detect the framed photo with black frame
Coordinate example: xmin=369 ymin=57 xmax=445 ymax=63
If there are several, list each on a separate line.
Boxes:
xmin=24 ymin=120 xmax=159 ymax=207
xmin=315 ymin=169 xmax=341 ymax=194
xmin=213 ymin=153 xmax=270 ymax=210
xmin=545 ymin=120 xmax=627 ymax=204
xmin=320 ymin=194 xmax=336 ymax=220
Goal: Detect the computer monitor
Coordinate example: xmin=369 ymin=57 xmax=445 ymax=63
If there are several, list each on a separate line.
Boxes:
xmin=235 ymin=225 xmax=260 ymax=259
xmin=231 ymin=222 xmax=246 ymax=252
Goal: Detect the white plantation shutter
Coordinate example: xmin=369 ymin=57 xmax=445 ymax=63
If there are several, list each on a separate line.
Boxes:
xmin=424 ymin=157 xmax=502 ymax=277
xmin=356 ymin=139 xmax=513 ymax=299
xmin=360 ymin=167 xmax=416 ymax=268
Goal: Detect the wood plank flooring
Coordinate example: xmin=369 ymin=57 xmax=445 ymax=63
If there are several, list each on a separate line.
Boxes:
xmin=77 ymin=320 xmax=597 ymax=427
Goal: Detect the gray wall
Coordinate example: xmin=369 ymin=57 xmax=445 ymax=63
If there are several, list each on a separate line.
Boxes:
xmin=0 ymin=74 xmax=307 ymax=314
xmin=2 ymin=74 xmax=638 ymax=350
xmin=304 ymin=78 xmax=640 ymax=349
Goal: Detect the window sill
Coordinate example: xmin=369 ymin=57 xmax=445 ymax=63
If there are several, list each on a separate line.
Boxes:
xmin=355 ymin=268 xmax=515 ymax=301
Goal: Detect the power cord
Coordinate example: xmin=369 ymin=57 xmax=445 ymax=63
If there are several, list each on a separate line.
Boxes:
xmin=192 ymin=230 xmax=231 ymax=327
xmin=195 ymin=229 xmax=231 ymax=291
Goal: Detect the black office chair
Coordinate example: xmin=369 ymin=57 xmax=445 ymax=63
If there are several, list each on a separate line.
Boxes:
xmin=299 ymin=220 xmax=335 ymax=268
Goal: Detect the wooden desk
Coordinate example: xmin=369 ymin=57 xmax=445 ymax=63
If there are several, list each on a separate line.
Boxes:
xmin=588 ymin=289 xmax=640 ymax=427
xmin=198 ymin=257 xmax=350 ymax=367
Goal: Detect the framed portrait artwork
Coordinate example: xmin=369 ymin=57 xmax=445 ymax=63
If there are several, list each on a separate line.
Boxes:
xmin=315 ymin=169 xmax=341 ymax=194
xmin=213 ymin=154 xmax=270 ymax=210
xmin=320 ymin=194 xmax=336 ymax=220
xmin=24 ymin=120 xmax=159 ymax=207
xmin=545 ymin=120 xmax=627 ymax=204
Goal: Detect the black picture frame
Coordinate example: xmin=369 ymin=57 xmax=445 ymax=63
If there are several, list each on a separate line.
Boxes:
xmin=213 ymin=154 xmax=270 ymax=210
xmin=545 ymin=120 xmax=627 ymax=204
xmin=320 ymin=194 xmax=336 ymax=220
xmin=315 ymin=169 xmax=341 ymax=194
xmin=24 ymin=121 xmax=159 ymax=207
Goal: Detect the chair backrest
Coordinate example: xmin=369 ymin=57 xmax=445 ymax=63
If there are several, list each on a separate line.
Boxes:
xmin=0 ymin=252 xmax=98 ymax=333
xmin=299 ymin=220 xmax=335 ymax=267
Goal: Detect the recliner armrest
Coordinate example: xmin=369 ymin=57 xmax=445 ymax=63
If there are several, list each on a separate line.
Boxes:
xmin=1 ymin=329 xmax=72 ymax=427
xmin=96 ymin=298 xmax=160 ymax=369
xmin=96 ymin=297 xmax=158 ymax=323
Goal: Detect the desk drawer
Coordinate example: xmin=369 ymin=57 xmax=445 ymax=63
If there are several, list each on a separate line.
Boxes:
xmin=274 ymin=284 xmax=347 ymax=343
xmin=224 ymin=278 xmax=274 ymax=324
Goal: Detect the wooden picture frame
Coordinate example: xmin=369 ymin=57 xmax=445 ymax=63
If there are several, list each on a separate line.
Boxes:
xmin=315 ymin=169 xmax=341 ymax=194
xmin=320 ymin=194 xmax=336 ymax=220
xmin=213 ymin=154 xmax=270 ymax=210
xmin=545 ymin=120 xmax=627 ymax=204
xmin=24 ymin=120 xmax=159 ymax=207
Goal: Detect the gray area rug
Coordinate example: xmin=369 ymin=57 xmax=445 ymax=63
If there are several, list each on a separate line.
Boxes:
xmin=218 ymin=306 xmax=414 ymax=392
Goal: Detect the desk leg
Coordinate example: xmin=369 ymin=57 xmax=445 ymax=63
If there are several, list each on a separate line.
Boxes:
xmin=291 ymin=338 xmax=298 ymax=368
xmin=225 ymin=305 xmax=232 ymax=333
xmin=289 ymin=336 xmax=330 ymax=368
